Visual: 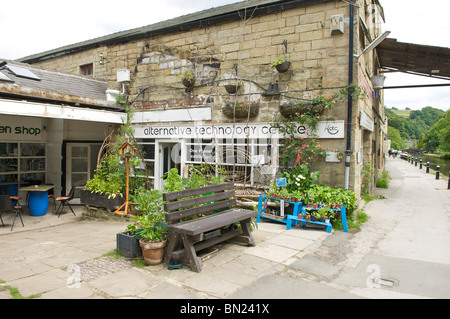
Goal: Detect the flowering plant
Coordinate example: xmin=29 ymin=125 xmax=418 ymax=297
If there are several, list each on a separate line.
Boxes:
xmin=281 ymin=163 xmax=320 ymax=193
xmin=333 ymin=149 xmax=344 ymax=160
xmin=312 ymin=95 xmax=335 ymax=110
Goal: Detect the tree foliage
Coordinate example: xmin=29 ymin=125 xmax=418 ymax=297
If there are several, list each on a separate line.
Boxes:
xmin=385 ymin=106 xmax=446 ymax=151
xmin=427 ymin=110 xmax=450 ymax=151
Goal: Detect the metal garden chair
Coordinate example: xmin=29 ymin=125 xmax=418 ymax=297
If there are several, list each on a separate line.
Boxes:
xmin=0 ymin=195 xmax=25 ymax=231
xmin=55 ymin=186 xmax=76 ymax=217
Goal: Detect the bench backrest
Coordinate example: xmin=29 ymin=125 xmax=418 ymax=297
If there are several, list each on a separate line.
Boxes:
xmin=163 ymin=182 xmax=236 ymax=224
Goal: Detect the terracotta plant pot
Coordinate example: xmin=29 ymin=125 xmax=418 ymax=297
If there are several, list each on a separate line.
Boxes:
xmin=139 ymin=239 xmax=167 ymax=265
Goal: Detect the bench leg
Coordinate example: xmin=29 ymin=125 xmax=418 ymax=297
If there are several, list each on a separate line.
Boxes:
xmin=181 ymin=234 xmax=202 ymax=273
xmin=239 ymin=219 xmax=255 ymax=246
xmin=164 ymin=232 xmax=180 ymax=266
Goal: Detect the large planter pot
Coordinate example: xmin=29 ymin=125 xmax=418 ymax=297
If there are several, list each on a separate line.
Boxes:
xmin=80 ymin=189 xmax=125 ymax=212
xmin=279 ymin=102 xmax=324 ymax=118
xmin=139 ymin=239 xmax=167 ymax=265
xmin=222 ymin=103 xmax=259 ymax=119
xmin=116 ymin=231 xmax=142 ymax=258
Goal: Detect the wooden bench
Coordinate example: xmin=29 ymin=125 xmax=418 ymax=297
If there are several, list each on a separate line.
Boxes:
xmin=163 ymin=182 xmax=258 ymax=272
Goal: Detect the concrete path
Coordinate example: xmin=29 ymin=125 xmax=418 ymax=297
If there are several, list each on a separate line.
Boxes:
xmin=0 ymin=156 xmax=448 ymax=300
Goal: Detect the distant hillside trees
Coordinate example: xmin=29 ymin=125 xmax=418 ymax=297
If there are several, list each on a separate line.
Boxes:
xmin=388 ymin=126 xmax=407 ymax=150
xmin=386 ymin=106 xmax=446 ymax=151
xmin=426 ymin=110 xmax=450 ymax=152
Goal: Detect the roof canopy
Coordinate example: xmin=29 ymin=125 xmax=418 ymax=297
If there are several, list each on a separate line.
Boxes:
xmin=377 ymin=38 xmax=450 ymax=81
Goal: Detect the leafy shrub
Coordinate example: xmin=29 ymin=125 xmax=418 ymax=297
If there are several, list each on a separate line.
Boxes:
xmin=376 ymin=170 xmax=391 ymax=188
xmin=301 ymin=184 xmax=358 ymax=215
xmin=85 ymin=154 xmax=124 ymax=198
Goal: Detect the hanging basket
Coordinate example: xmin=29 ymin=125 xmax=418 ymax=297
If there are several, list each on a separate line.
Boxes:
xmin=224 ymin=83 xmax=241 ymax=94
xmin=275 ymin=61 xmax=291 ymax=73
xmin=182 ymin=77 xmax=195 ymax=88
xmin=279 ymin=102 xmax=325 ymax=118
xmin=222 ymin=103 xmax=259 ymax=119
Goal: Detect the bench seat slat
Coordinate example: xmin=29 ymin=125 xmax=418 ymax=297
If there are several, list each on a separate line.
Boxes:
xmin=165 ymin=198 xmax=236 ymax=222
xmin=164 ymin=190 xmax=235 ymax=212
xmin=168 ymin=208 xmax=258 ymax=236
xmin=163 ymin=182 xmax=234 ymax=201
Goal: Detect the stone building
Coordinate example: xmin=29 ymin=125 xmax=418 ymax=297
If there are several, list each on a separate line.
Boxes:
xmin=18 ymin=0 xmax=389 ymax=197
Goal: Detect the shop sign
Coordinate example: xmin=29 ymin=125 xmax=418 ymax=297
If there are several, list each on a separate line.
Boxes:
xmin=360 ymin=111 xmax=374 ymax=131
xmin=135 ymin=121 xmax=344 ymax=139
xmin=0 ymin=116 xmax=43 ymax=141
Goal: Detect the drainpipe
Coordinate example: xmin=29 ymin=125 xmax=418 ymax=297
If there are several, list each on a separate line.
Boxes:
xmin=344 ymin=3 xmax=355 ymax=190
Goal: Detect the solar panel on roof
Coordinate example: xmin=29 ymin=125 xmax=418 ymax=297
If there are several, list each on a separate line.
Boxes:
xmin=0 ymin=71 xmax=14 ymax=82
xmin=6 ymin=65 xmax=41 ymax=80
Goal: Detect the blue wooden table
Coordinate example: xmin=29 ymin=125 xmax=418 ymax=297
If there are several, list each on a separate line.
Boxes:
xmin=286 ymin=204 xmax=348 ymax=233
xmin=257 ymin=194 xmax=349 ymax=233
xmin=256 ymin=194 xmax=302 ymax=225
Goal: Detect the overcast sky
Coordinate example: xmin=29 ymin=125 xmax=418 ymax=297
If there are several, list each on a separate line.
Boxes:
xmin=1 ymin=0 xmax=449 ymax=111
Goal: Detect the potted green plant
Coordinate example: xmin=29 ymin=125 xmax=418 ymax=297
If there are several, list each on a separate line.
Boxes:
xmin=82 ymin=153 xmax=126 ymax=211
xmin=271 ymin=56 xmax=291 ymax=73
xmin=178 ymin=69 xmax=195 ymax=88
xmin=278 ymin=188 xmax=290 ymax=201
xmin=325 ymin=209 xmax=336 ymax=224
xmin=312 ymin=205 xmax=331 ymax=222
xmin=304 ymin=212 xmax=311 ymax=221
xmin=137 ymin=214 xmax=167 ymax=266
xmin=129 ymin=188 xmax=168 ymax=265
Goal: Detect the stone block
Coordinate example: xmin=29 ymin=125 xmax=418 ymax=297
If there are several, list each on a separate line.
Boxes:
xmin=301 ymin=30 xmax=325 ymax=42
xmin=252 ymin=21 xmax=269 ymax=33
xmin=300 ymin=12 xmax=325 ymax=24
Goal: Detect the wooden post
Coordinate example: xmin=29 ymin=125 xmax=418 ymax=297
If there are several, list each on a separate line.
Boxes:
xmin=420 ymin=159 xmax=422 ymax=169
xmin=426 ymin=162 xmax=430 ymax=173
xmin=115 ymin=156 xmax=131 ymax=215
xmin=115 ymin=142 xmax=136 ymax=216
xmin=436 ymin=166 xmax=440 ymax=180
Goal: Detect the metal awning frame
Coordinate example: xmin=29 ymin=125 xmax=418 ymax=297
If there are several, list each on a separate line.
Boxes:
xmin=376 ymin=38 xmax=450 ymax=89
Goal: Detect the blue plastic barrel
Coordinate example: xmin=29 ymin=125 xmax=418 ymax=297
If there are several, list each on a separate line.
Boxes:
xmin=28 ymin=191 xmax=48 ymax=216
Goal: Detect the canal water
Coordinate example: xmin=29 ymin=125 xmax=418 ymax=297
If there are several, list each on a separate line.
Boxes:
xmin=413 ymin=155 xmax=450 ymax=177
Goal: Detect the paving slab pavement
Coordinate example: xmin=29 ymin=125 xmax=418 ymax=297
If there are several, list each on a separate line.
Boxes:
xmin=0 ymin=206 xmax=332 ymax=299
